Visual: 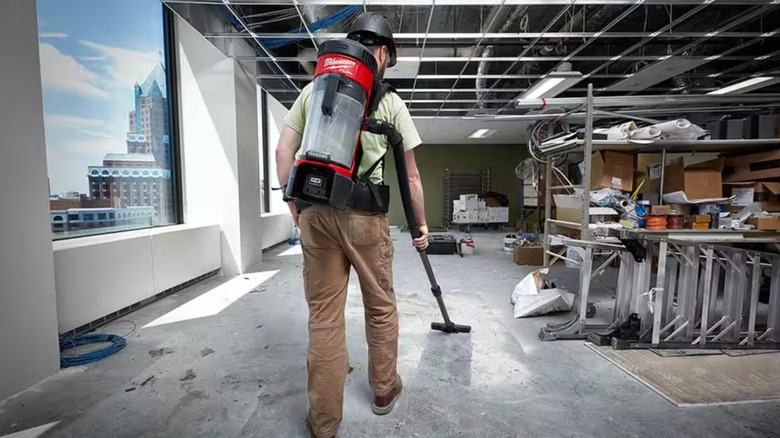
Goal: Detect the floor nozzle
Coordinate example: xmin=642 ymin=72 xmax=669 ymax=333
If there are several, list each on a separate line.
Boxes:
xmin=431 ymin=322 xmax=472 ymax=334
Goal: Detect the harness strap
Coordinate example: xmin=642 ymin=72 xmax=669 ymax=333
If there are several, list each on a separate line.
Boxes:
xmin=356 ymin=81 xmax=397 ymax=183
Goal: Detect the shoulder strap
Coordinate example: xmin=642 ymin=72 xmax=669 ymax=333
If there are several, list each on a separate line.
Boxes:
xmin=366 ymin=81 xmax=396 ymax=116
xmin=357 ymin=81 xmax=397 ymax=183
xmin=358 ymin=154 xmax=384 ymax=183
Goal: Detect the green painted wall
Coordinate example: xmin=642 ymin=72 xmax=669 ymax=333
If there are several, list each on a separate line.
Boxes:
xmin=384 ymin=144 xmax=527 ymax=228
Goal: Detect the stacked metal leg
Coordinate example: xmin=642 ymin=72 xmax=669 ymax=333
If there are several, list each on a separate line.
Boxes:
xmin=539 ymin=238 xmax=623 ymax=341
xmin=612 ymin=238 xmax=780 ymax=350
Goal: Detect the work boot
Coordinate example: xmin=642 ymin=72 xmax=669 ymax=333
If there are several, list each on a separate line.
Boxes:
xmin=371 ymin=374 xmax=403 ymax=415
xmin=305 ymin=417 xmax=336 ymax=438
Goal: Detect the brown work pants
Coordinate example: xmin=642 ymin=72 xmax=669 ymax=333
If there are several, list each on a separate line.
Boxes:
xmin=298 ymin=205 xmax=399 ymax=437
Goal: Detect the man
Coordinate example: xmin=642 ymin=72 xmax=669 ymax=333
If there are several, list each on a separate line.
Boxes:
xmin=275 ymin=12 xmax=429 ymax=438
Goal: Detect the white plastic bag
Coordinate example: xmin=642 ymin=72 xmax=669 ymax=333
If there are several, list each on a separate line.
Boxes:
xmin=565 ymin=247 xmax=585 ymax=268
xmin=510 ymin=269 xmax=575 ymax=318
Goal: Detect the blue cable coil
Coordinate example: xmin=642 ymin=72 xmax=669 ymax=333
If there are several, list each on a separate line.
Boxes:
xmin=59 ymin=333 xmax=127 ymax=368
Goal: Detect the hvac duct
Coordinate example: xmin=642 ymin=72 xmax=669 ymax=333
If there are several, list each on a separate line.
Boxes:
xmin=671 ymin=48 xmax=698 ymax=95
xmin=296 ymin=5 xmax=359 ymax=74
xmin=476 ymin=5 xmax=615 ymax=109
xmin=476 ymin=5 xmax=528 ymax=109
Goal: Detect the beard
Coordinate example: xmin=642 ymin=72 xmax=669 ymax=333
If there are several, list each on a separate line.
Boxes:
xmin=376 ymin=63 xmax=387 ymax=80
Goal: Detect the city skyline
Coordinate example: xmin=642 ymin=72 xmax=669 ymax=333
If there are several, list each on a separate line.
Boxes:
xmin=37 ymin=0 xmax=167 ymax=195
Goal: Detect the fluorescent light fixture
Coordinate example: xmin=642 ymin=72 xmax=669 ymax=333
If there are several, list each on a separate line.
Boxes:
xmin=468 ymin=128 xmax=497 ymax=139
xmin=708 ymin=76 xmax=780 ymax=95
xmin=520 ymin=71 xmax=583 ymax=99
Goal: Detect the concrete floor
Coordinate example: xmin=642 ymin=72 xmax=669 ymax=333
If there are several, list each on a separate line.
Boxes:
xmin=1 ymin=230 xmax=779 ymax=438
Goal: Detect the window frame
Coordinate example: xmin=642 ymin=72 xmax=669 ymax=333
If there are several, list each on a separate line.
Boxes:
xmin=48 ymin=4 xmax=183 ymax=241
xmin=260 ymin=89 xmax=271 ymax=214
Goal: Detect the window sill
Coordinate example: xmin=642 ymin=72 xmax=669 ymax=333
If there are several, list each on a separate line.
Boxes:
xmin=53 ymin=223 xmax=218 ymax=251
xmin=261 ymin=211 xmax=291 ymax=219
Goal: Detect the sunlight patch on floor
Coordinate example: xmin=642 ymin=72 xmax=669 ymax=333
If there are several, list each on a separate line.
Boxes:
xmin=143 ymin=270 xmax=279 ymax=328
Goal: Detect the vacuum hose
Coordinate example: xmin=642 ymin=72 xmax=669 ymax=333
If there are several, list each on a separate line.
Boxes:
xmin=363 ymin=118 xmax=472 ymax=334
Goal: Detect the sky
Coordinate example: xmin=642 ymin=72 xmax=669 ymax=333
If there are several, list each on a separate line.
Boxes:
xmin=37 ymin=0 xmax=167 ymax=195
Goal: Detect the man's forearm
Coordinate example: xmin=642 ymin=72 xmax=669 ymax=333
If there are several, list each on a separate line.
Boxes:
xmin=276 ymin=148 xmax=295 ymax=188
xmin=408 ymin=175 xmax=426 ymax=228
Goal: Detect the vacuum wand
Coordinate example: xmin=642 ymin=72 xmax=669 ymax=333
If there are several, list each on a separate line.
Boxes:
xmin=363 ymin=118 xmax=471 ymax=334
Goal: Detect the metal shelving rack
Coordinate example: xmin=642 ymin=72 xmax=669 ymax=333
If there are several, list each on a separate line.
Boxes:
xmin=443 ymin=169 xmax=491 ymax=230
xmin=533 ymin=84 xmax=780 ymax=345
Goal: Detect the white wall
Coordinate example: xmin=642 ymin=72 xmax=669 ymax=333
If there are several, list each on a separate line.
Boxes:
xmin=259 ymin=87 xmax=294 ymax=249
xmin=0 ymin=0 xmax=60 ymax=402
xmin=177 ymin=16 xmax=264 ymax=273
xmin=235 ymin=61 xmax=264 ymax=266
xmin=53 ymin=225 xmax=220 ymax=333
xmin=265 ymin=93 xmax=292 ymax=215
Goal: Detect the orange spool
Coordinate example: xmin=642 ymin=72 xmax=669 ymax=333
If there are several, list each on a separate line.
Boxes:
xmin=646 ymin=215 xmax=667 ymax=230
xmin=667 ymin=215 xmax=684 ymax=229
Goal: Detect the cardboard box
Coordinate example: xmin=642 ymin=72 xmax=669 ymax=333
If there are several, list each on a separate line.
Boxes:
xmin=747 ymin=216 xmax=780 ymax=230
xmin=487 ymin=207 xmax=509 ymax=223
xmin=553 ymin=194 xmax=620 ymax=223
xmin=726 ymin=203 xmax=780 ymax=213
xmin=637 ymin=154 xmax=662 ymax=197
xmin=745 ymin=114 xmax=777 ymax=139
xmin=669 ymin=204 xmax=692 ymax=215
xmin=453 ymin=210 xmax=479 ymax=224
xmin=477 ymin=208 xmax=488 ymax=223
xmin=514 ymin=245 xmax=544 ymax=266
xmin=478 ymin=200 xmax=486 ymax=210
xmin=459 ymin=194 xmax=479 ymax=211
xmin=523 ymin=183 xmax=540 ymax=207
xmin=650 ymin=205 xmax=672 ymax=215
xmin=724 ymin=150 xmax=780 ymax=182
xmin=453 ymin=200 xmax=464 ymax=212
xmin=724 ymin=182 xmax=780 ymax=206
xmin=663 ymin=157 xmax=724 ymax=201
xmin=591 ymin=151 xmax=635 ymax=192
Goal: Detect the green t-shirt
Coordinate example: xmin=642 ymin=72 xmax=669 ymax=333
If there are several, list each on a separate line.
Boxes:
xmin=284 ymin=82 xmax=422 ymax=184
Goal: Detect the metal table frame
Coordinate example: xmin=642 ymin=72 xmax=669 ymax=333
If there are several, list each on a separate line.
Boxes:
xmin=535 ymin=85 xmax=780 ymax=343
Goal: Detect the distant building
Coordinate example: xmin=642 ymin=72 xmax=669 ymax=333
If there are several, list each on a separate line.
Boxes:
xmin=50 ymin=202 xmax=154 ymax=235
xmin=127 ymin=63 xmax=170 ymax=168
xmin=50 ymin=62 xmax=173 ymax=236
xmin=58 ymin=191 xmax=83 ymax=200
xmin=79 ymin=62 xmax=174 ymax=228
xmin=50 ymin=198 xmax=113 ymax=210
xmin=87 ymin=153 xmax=173 ymax=224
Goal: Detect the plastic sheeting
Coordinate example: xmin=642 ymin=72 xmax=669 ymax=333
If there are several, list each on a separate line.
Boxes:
xmin=510 ymin=269 xmax=575 ymax=318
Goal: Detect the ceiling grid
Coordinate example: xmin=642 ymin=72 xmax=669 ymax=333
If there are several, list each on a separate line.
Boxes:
xmin=164 ymin=0 xmax=780 ymax=142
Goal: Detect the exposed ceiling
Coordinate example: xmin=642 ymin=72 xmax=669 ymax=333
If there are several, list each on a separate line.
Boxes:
xmin=164 ymin=0 xmax=780 ymax=144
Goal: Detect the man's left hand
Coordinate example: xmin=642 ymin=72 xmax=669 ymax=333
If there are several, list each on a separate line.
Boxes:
xmin=413 ymin=224 xmax=429 ymax=250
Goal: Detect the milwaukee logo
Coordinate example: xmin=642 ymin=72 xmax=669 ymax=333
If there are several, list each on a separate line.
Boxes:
xmin=323 ymin=57 xmax=356 ymax=68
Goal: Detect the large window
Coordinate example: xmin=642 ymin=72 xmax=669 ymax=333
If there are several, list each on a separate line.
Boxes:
xmin=259 ymin=86 xmax=293 ymax=215
xmin=37 ymin=0 xmax=179 ymax=239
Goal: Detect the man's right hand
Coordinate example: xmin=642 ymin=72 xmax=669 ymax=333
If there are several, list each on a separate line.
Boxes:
xmin=287 ymin=201 xmax=299 ymax=226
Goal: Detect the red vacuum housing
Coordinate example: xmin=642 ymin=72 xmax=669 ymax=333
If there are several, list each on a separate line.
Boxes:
xmin=285 ymin=39 xmax=378 ymax=209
